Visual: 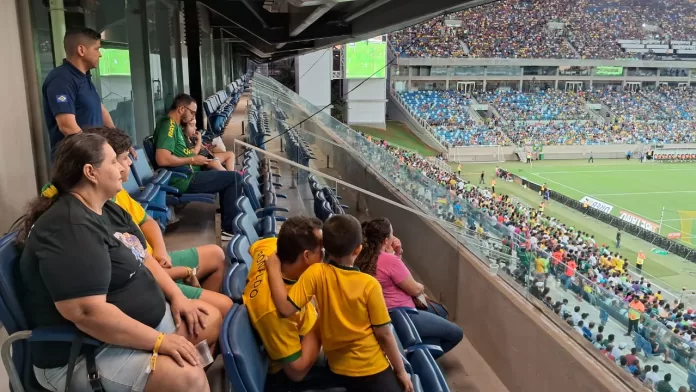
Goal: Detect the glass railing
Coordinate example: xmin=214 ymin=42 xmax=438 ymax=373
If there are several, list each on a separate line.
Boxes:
xmin=251 ymin=73 xmax=694 ymax=384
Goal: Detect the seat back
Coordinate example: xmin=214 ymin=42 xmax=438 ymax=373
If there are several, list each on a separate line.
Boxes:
xmin=390 ymin=309 xmax=422 ymax=348
xmin=227 ymin=263 xmax=248 ymax=303
xmin=0 ymin=232 xmax=35 ymax=390
xmin=131 ymin=147 xmax=157 ymax=187
xmin=142 ymin=136 xmax=158 ymax=169
xmin=409 ymin=349 xmax=448 ymax=392
xmin=123 ymin=169 xmax=143 ymax=195
xmin=233 ymin=213 xmax=260 ymax=244
xmin=220 ymin=305 xmax=268 ymax=392
xmin=232 ymin=235 xmax=253 ymax=267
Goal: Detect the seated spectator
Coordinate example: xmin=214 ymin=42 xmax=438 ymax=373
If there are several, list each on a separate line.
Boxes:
xmin=655 ymin=373 xmax=673 ymax=392
xmin=17 ymin=132 xmax=220 ymax=392
xmin=243 ymin=217 xmax=339 ymax=391
xmin=85 ymin=127 xmax=232 ymax=317
xmin=648 ymin=331 xmax=672 ymax=364
xmin=153 ymin=93 xmax=244 ymax=239
xmin=264 ymin=215 xmax=414 ymax=392
xmin=182 ymin=118 xmax=236 ymax=171
xmin=355 ymin=218 xmax=463 ymax=354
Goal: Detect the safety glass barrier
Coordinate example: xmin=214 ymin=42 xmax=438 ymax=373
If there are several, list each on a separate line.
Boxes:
xmin=232 ymin=139 xmax=478 ymax=317
xmin=248 ymin=75 xmax=696 ymax=386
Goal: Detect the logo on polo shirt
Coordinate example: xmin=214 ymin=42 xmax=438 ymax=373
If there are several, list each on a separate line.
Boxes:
xmin=56 ymin=95 xmax=68 ymax=103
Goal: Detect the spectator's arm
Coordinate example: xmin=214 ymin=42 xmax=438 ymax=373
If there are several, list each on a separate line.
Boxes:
xmin=156 ymin=148 xmax=196 ymax=167
xmin=45 ymin=78 xmax=81 ymax=136
xmin=397 ymin=276 xmax=425 ymax=297
xmin=55 ymin=114 xmax=82 ymax=136
xmin=282 ymin=323 xmax=321 ymax=381
xmin=140 ymin=216 xmax=168 ymax=255
xmin=56 ymin=295 xmax=161 ymax=351
xmin=265 ymin=254 xmax=313 ymax=318
xmin=102 ymin=104 xmax=115 ymax=128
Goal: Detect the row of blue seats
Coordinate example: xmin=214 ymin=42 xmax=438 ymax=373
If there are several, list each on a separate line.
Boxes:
xmin=204 ymin=75 xmax=250 ymax=136
xmin=309 ymin=175 xmax=347 ymax=221
xmin=282 ymin=126 xmax=315 ymax=168
xmin=246 ymin=98 xmax=270 ymax=149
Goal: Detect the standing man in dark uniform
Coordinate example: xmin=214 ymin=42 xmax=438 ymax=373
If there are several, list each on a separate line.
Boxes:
xmin=42 ymin=27 xmax=132 ymax=159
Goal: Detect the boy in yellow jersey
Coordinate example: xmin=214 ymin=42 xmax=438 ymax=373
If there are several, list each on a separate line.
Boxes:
xmin=244 ymin=217 xmax=337 ymax=390
xmin=84 ymin=127 xmax=232 ymax=317
xmin=264 ymin=215 xmax=413 ymax=392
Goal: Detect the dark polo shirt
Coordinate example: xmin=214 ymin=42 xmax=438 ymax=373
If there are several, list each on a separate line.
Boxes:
xmin=42 ymin=59 xmax=103 ymax=154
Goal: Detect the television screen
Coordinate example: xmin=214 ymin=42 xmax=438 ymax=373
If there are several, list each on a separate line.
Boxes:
xmin=345 ymin=39 xmax=387 ymax=79
xmin=99 ymin=48 xmax=131 ymax=76
xmin=595 ymin=66 xmax=624 ymax=76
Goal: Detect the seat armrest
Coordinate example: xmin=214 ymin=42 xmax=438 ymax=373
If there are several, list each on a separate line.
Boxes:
xmin=29 ymin=326 xmax=102 ymax=347
xmin=390 ymin=307 xmax=418 ymax=315
xmin=405 ymin=344 xmax=444 ymax=359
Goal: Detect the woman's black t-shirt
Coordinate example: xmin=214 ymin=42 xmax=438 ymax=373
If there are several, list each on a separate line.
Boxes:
xmin=19 ymin=194 xmax=166 ymax=369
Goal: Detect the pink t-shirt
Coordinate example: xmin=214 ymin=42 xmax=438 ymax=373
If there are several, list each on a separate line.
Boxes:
xmin=375 ymin=251 xmax=416 ymax=309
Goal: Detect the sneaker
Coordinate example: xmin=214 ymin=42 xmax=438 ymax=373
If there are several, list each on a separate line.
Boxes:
xmin=221 ymin=231 xmax=234 ymax=241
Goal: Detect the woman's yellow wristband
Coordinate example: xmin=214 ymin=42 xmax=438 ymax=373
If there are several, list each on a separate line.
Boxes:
xmin=150 ymin=332 xmax=165 ymax=371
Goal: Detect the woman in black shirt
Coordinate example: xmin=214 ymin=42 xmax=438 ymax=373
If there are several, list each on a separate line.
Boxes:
xmin=18 ymin=133 xmax=219 ymax=392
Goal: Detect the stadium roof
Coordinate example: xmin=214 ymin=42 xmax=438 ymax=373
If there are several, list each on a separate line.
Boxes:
xmin=201 ymin=0 xmax=496 ymax=62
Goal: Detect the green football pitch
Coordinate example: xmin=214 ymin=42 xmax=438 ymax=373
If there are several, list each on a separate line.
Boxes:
xmin=458 ymin=159 xmax=696 ymax=292
xmin=349 ymin=121 xmax=696 ymax=292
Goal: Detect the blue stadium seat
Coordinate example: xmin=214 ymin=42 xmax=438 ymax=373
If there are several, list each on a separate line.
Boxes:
xmin=409 ymin=348 xmax=449 ymax=392
xmin=232 ymin=212 xmax=275 ymax=244
xmin=389 ymin=309 xmax=444 ymax=359
xmin=0 ymin=232 xmax=102 ymax=392
xmin=235 ymin=195 xmax=288 ymax=223
xmin=220 ymin=304 xmax=268 ymax=392
xmin=226 ymin=234 xmax=253 ymax=267
xmin=223 ymin=262 xmax=248 ymax=304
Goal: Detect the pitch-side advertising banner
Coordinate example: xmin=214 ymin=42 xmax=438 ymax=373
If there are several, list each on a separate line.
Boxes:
xmin=619 ymin=210 xmax=660 ymax=232
xmin=579 ymin=196 xmax=614 ymax=214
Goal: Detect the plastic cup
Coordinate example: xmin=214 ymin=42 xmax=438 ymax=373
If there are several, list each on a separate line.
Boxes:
xmin=195 ymin=340 xmax=214 ymax=367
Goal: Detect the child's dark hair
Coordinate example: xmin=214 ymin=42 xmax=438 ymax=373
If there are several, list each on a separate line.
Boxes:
xmin=323 ymin=215 xmax=362 ymax=258
xmin=277 ymin=216 xmax=323 ymax=264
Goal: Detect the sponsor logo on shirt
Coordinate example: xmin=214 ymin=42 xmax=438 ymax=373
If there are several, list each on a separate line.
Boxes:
xmin=619 ymin=210 xmax=660 ymax=232
xmin=56 ymin=95 xmax=68 ymax=103
xmin=168 ymin=119 xmax=175 ymax=138
xmin=579 ymin=196 xmax=613 ymax=214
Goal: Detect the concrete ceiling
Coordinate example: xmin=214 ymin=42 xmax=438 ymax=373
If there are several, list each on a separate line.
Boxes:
xmin=201 ymin=0 xmax=498 ymax=62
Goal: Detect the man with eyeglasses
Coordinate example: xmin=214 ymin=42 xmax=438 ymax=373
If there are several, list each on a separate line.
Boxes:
xmin=153 ymin=93 xmax=244 ymax=240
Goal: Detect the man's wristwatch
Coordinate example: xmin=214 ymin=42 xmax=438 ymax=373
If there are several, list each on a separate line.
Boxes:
xmin=185 ymin=267 xmax=193 ymax=279
xmin=191 ymin=267 xmax=198 ymax=278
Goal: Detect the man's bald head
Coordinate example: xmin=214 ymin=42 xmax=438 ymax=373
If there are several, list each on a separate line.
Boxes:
xmin=64 ymin=27 xmax=101 ymax=56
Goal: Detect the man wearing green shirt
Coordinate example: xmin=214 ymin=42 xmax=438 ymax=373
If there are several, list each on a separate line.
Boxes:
xmin=153 ymin=93 xmax=243 ymax=239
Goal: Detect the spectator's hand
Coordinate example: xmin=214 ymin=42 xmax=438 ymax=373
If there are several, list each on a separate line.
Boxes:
xmin=195 ymin=131 xmax=202 ymax=142
xmin=264 ymin=253 xmax=281 ymax=271
xmin=392 ymin=237 xmax=403 ymax=256
xmin=153 ymin=251 xmax=172 ymax=268
xmin=396 ymin=370 xmax=414 ymax=392
xmin=192 ymin=155 xmax=211 ymax=166
xmin=184 ymin=273 xmax=201 ymax=288
xmin=159 ymin=333 xmax=199 ymax=367
xmin=129 ymin=146 xmax=138 ymax=160
xmin=170 ymin=296 xmax=208 ymax=337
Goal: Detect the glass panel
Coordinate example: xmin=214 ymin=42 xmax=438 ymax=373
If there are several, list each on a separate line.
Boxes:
xmin=487 ymin=66 xmax=521 ymax=76
xmin=452 ymin=66 xmax=485 ymax=76
xmin=523 ymin=66 xmax=558 ymax=76
xmin=147 ymin=0 xmax=180 ymax=119
xmin=430 ymin=66 xmax=448 ymax=76
xmin=659 ymin=68 xmax=690 ymax=77
xmin=559 ymin=66 xmax=590 ymax=76
xmin=29 ymin=0 xmax=56 ymax=165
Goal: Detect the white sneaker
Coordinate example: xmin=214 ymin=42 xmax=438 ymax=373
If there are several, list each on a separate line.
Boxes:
xmin=221 ymin=231 xmax=234 ymax=241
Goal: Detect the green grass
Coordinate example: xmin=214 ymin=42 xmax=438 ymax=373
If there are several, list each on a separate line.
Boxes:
xmin=348 ymin=119 xmax=696 ymax=292
xmin=351 ymin=121 xmax=438 ymax=157
xmin=456 ymin=160 xmax=696 ymax=291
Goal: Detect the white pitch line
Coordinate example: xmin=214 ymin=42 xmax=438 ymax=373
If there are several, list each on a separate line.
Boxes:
xmin=594 ymin=190 xmax=696 ymax=196
xmin=530 ymin=167 xmax=696 ymax=175
xmin=529 ymin=172 xmax=685 ymax=232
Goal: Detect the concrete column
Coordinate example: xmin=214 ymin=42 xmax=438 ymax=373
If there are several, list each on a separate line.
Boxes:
xmin=126 ymin=0 xmax=155 ymax=143
xmin=0 ymin=0 xmax=40 ymax=229
xmin=183 ymin=0 xmax=203 ymax=126
xmin=155 ymin=3 xmax=176 ymax=108
xmin=213 ymin=29 xmax=224 ymax=91
xmin=48 ymin=0 xmax=66 ymax=66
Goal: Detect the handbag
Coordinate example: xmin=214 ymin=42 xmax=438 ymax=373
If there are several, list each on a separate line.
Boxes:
xmin=413 ymin=296 xmax=449 ymax=319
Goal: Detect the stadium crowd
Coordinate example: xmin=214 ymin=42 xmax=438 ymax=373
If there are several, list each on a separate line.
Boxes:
xmin=360 ymin=134 xmax=696 ymax=388
xmin=399 ymin=87 xmax=696 ymax=146
xmin=389 ymin=0 xmax=696 ymax=59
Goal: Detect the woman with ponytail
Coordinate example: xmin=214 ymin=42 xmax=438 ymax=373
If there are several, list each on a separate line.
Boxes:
xmin=356 ymin=218 xmax=463 ymax=355
xmin=18 ymin=133 xmax=216 ymax=392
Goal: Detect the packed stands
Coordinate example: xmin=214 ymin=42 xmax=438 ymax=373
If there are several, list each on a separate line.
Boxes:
xmin=390 ymin=0 xmax=696 ymax=59
xmin=398 ymin=88 xmax=696 ymax=146
xmin=399 ymin=90 xmax=511 ymax=146
xmin=479 ymin=90 xmax=591 ymax=121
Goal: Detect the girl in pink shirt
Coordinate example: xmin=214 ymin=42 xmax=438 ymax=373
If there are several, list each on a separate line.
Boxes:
xmin=355 ymin=218 xmax=463 ymax=355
